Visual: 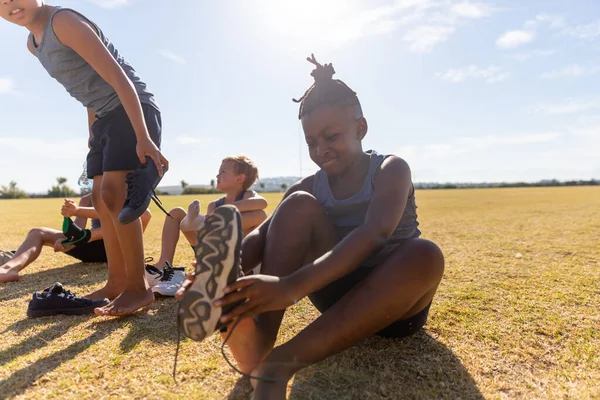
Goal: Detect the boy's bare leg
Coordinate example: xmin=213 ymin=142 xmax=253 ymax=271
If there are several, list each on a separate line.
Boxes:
xmin=85 ymin=175 xmax=127 ymax=300
xmin=0 ymin=228 xmax=64 ymax=283
xmin=153 ymin=207 xmax=186 ymax=268
xmin=94 ymin=171 xmax=153 ymax=315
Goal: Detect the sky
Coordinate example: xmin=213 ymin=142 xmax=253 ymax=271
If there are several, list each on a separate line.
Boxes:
xmin=1 ymin=0 xmax=599 ymax=193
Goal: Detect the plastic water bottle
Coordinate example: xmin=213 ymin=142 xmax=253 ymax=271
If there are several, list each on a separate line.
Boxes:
xmin=77 ymin=161 xmax=93 ymax=189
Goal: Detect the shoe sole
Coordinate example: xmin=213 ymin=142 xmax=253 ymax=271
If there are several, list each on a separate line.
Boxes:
xmin=177 ymin=205 xmax=242 ymax=342
xmin=118 ymin=158 xmax=165 ymax=225
xmin=27 ymin=299 xmax=109 ymax=318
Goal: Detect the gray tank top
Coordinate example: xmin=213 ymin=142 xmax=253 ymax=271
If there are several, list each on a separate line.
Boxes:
xmin=312 ymin=150 xmax=420 ymax=244
xmin=30 ymin=6 xmax=157 ymax=117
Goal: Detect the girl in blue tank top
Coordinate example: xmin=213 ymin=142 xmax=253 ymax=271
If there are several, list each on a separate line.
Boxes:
xmin=194 ymin=55 xmax=446 ymax=395
xmin=1 ymin=1 xmax=167 ymax=317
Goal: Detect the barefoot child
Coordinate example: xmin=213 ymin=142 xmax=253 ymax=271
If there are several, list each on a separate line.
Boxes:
xmin=0 ymin=195 xmax=151 ymax=283
xmin=1 ymin=1 xmax=168 ymax=315
xmin=146 ymin=155 xmax=268 ymax=296
xmin=176 ymin=55 xmax=445 ymax=398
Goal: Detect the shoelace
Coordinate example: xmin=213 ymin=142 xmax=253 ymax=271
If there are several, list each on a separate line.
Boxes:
xmin=125 ymin=170 xmax=172 ymax=219
xmin=172 ymin=293 xmax=282 ymax=384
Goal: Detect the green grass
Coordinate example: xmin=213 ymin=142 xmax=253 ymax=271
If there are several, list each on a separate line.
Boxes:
xmin=0 ymin=188 xmax=598 ymax=399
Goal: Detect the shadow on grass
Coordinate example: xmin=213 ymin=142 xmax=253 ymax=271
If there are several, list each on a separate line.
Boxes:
xmin=286 ymin=331 xmax=484 ymax=400
xmin=225 ymin=331 xmax=484 ymax=399
xmin=0 ymin=298 xmax=181 ymax=398
xmin=0 ymin=261 xmax=108 ymax=302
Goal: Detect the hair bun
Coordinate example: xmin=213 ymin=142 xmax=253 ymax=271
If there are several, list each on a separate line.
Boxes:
xmin=307 ymin=54 xmax=335 ymax=84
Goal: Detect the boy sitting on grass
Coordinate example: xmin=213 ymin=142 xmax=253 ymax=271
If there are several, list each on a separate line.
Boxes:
xmin=145 ymin=155 xmax=268 ymax=296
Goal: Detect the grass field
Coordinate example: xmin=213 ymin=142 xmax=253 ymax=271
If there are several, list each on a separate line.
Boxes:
xmin=0 ymin=188 xmax=598 ymax=399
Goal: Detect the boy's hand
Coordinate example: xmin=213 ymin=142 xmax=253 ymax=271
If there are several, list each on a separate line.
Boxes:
xmin=53 ymin=238 xmax=74 ymax=253
xmin=61 ymin=199 xmax=79 ymax=217
xmin=214 ymin=275 xmax=297 ymax=323
xmin=136 ymin=137 xmax=169 ymax=177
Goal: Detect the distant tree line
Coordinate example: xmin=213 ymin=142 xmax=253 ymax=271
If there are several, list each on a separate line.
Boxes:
xmin=1 ymin=178 xmax=598 ymax=199
xmin=415 ymin=179 xmax=598 ymax=190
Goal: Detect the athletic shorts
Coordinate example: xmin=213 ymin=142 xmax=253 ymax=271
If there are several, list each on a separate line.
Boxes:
xmin=65 ymin=240 xmax=107 ymax=263
xmin=308 ymin=240 xmax=431 ymax=338
xmin=87 ymin=103 xmax=162 ymax=177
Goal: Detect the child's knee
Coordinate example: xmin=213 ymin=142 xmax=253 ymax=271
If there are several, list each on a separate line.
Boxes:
xmin=169 ymin=207 xmax=186 ymax=221
xmin=279 ymin=191 xmax=321 ymax=215
xmin=100 ymin=184 xmax=123 ymax=212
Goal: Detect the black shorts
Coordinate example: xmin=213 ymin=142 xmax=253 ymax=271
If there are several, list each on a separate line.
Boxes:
xmin=65 ymin=240 xmax=107 ymax=263
xmin=308 ymin=266 xmax=431 ymax=338
xmin=87 ymin=103 xmax=162 ymax=177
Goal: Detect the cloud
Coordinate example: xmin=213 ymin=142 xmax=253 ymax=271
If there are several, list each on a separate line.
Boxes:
xmin=0 ymin=77 xmax=15 ymax=94
xmin=498 ymin=14 xmax=564 ymax=50
xmin=510 ymin=49 xmax=556 ymax=61
xmin=497 ymin=30 xmax=534 ymax=49
xmin=262 ymin=0 xmax=494 ymax=53
xmin=535 ymin=99 xmax=600 ymax=114
xmin=403 ymin=25 xmax=456 ymax=53
xmin=541 ymin=64 xmax=600 ymax=79
xmin=86 ymin=0 xmax=129 ymax=9
xmin=176 ymin=136 xmax=207 ymax=144
xmin=450 ymin=2 xmax=493 ymax=19
xmin=525 ymin=14 xmax=565 ymax=30
xmin=564 ymin=20 xmax=600 ymax=39
xmin=438 ymin=65 xmax=510 ymax=83
xmin=158 ymin=50 xmax=186 ymax=65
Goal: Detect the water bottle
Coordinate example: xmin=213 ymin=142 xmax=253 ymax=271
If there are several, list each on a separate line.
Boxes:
xmin=77 ymin=161 xmax=93 ymax=189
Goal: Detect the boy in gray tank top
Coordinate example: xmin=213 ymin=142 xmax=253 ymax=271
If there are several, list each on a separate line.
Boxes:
xmin=176 ymin=55 xmax=446 ymax=393
xmin=1 ymin=2 xmax=168 ymax=316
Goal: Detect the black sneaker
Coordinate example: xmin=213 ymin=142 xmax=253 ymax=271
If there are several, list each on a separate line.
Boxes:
xmin=177 ymin=205 xmax=243 ymax=342
xmin=118 ymin=156 xmax=169 ymax=225
xmin=27 ymin=282 xmax=109 ymax=318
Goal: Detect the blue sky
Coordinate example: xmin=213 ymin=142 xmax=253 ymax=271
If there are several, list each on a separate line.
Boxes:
xmin=1 ymin=0 xmax=599 ymax=193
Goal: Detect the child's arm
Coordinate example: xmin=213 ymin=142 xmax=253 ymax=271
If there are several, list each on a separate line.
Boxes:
xmin=87 ymin=108 xmax=97 ymax=147
xmin=206 ymin=201 xmax=217 ymax=216
xmin=62 ymin=198 xmax=99 ymax=220
xmin=51 ymin=11 xmax=168 ymax=173
xmin=233 ymin=190 xmax=268 ymax=213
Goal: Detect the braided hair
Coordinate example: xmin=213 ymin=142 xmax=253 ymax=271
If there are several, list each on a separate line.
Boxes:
xmin=293 ymin=54 xmax=362 ymax=119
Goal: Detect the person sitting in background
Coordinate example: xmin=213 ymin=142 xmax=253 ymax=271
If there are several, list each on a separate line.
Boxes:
xmin=0 ymin=194 xmax=152 ymax=283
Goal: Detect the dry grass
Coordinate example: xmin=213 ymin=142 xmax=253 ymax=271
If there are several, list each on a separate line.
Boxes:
xmin=0 ymin=188 xmax=598 ymax=399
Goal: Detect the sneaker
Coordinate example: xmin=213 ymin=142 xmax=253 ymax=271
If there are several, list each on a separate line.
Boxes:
xmin=0 ymin=250 xmax=14 ymax=265
xmin=152 ymin=261 xmax=186 ymax=297
xmin=177 ymin=205 xmax=243 ymax=342
xmin=118 ymin=156 xmax=169 ymax=225
xmin=144 ymin=257 xmax=163 ymax=288
xmin=27 ymin=282 xmax=109 ymax=318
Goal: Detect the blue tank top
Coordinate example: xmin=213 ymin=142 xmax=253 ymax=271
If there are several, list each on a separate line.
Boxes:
xmin=215 ymin=191 xmax=247 ymax=208
xmin=29 ymin=6 xmax=157 ymax=117
xmin=312 ymin=150 xmax=420 ymax=243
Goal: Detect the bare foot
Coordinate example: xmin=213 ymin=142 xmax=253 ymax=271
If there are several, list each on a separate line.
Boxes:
xmin=250 ymin=364 xmax=290 ymax=400
xmin=94 ymin=288 xmax=154 ymax=316
xmin=180 ymin=200 xmax=205 ymax=232
xmin=84 ymin=282 xmax=125 ymax=301
xmin=0 ymin=266 xmax=19 ymax=283
xmin=221 ymin=317 xmax=273 ymax=374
